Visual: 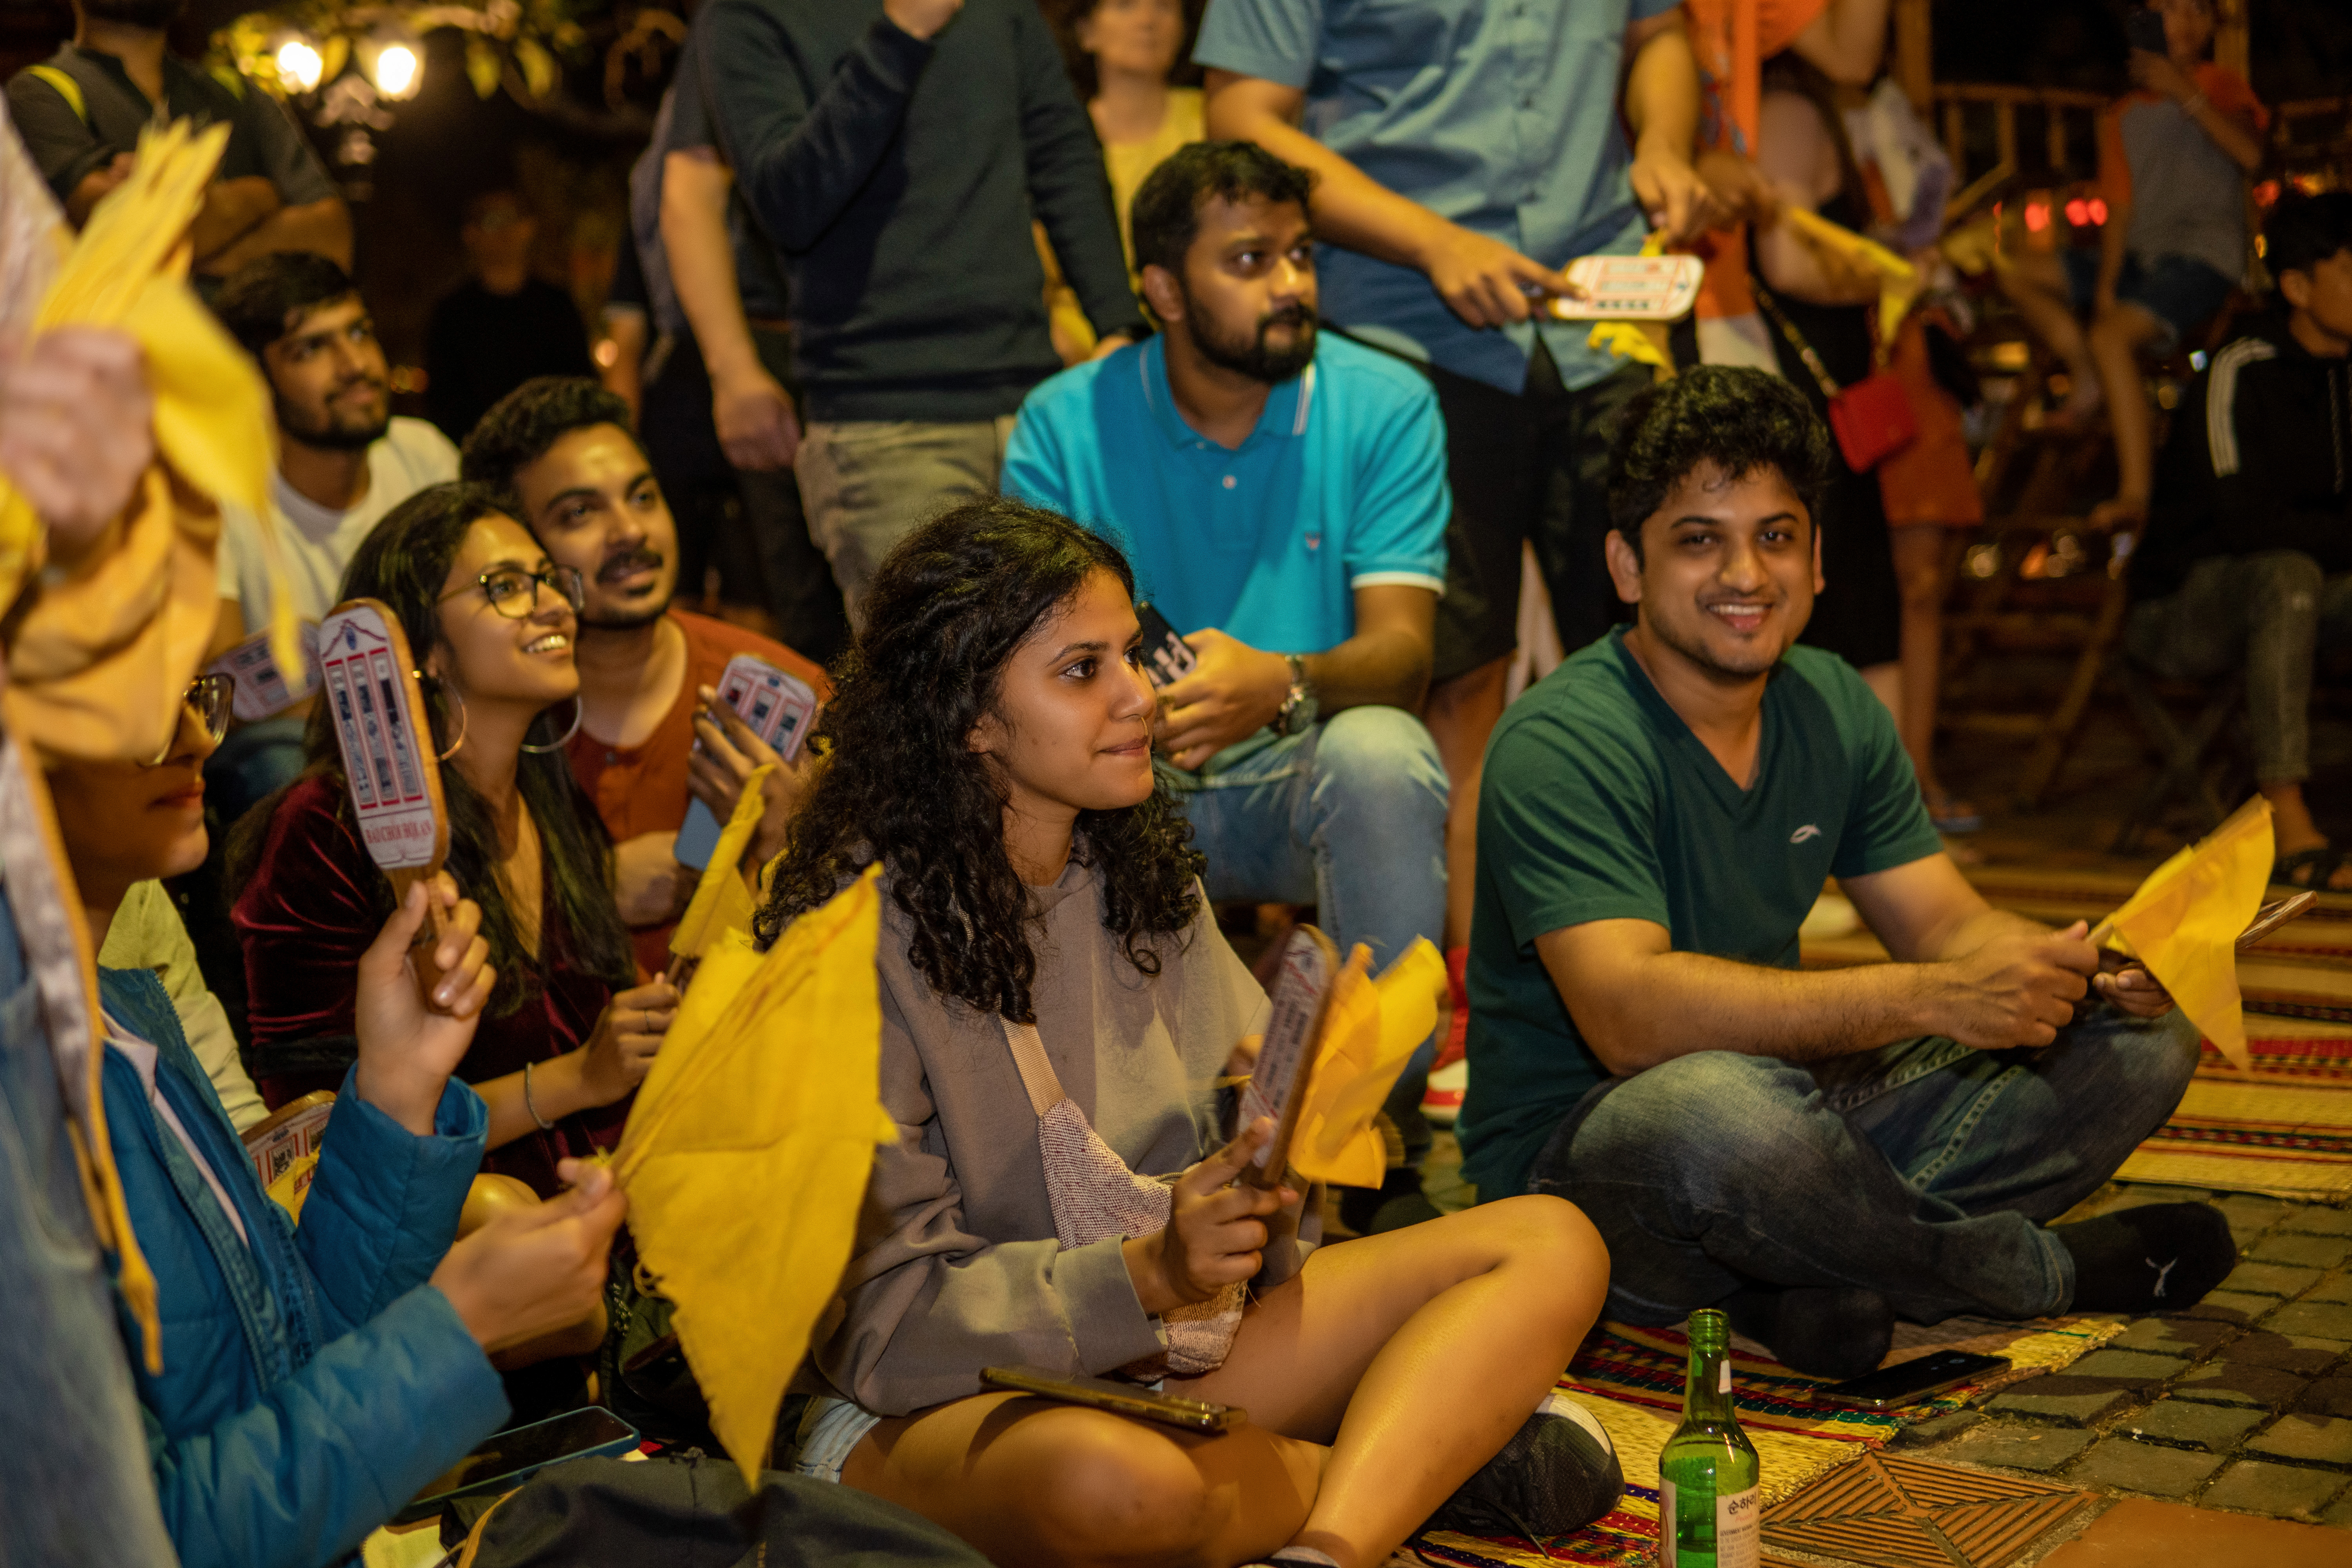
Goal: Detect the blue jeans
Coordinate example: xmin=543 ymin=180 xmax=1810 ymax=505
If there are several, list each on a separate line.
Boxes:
xmin=1160 ymin=707 xmax=1449 ymax=1157
xmin=1530 ymin=1004 xmax=2201 ymax=1325
xmin=0 ymin=883 xmax=176 ymax=1562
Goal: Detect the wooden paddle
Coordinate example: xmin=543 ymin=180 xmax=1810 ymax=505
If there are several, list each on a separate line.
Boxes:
xmin=315 ymin=598 xmax=454 ymax=1004
xmin=1237 ymin=924 xmax=1347 ymax=1192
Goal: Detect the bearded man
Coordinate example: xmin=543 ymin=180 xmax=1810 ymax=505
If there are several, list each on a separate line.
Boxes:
xmin=462 ymin=377 xmax=828 ymax=971
xmin=7 ymin=0 xmax=348 ymax=269
xmin=1003 ymin=139 xmax=1454 ymax=1234
xmin=202 ymin=255 xmax=454 ymax=818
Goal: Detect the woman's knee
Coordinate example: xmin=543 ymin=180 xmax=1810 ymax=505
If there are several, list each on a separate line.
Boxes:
xmin=1479 ymin=1193 xmax=1611 ymax=1297
xmin=1021 ymin=1414 xmax=1219 ymax=1567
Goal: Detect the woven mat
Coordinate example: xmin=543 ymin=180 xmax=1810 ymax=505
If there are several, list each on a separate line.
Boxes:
xmin=1414 ymin=1316 xmax=2120 ymax=1566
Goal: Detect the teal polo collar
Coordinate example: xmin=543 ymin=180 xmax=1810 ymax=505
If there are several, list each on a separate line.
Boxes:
xmin=1136 ymin=332 xmax=1318 ymax=454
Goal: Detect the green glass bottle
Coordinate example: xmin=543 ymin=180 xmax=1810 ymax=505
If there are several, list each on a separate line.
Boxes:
xmin=1656 ymin=1308 xmax=1760 ymax=1568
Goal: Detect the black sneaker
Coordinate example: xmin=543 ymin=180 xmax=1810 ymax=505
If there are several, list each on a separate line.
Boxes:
xmin=1421 ymin=1394 xmax=1624 ymax=1543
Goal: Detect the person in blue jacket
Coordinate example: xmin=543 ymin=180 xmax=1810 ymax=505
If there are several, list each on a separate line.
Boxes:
xmin=48 ymin=678 xmax=628 ymax=1568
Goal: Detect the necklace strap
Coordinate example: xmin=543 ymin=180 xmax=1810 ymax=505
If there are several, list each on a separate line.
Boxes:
xmin=999 ymin=1018 xmax=1067 ymax=1118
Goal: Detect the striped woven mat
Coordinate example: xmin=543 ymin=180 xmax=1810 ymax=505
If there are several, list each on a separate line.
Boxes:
xmin=1414 ymin=1317 xmax=2120 ymax=1566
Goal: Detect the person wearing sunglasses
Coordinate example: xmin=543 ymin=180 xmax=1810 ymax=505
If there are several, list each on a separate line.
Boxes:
xmin=230 ymin=483 xmax=678 ymax=1224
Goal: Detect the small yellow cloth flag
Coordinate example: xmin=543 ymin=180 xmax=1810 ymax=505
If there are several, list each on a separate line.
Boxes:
xmin=1287 ymin=938 xmax=1445 ymax=1188
xmin=613 ymin=866 xmax=896 ymax=1487
xmin=2100 ymin=797 xmax=2274 ymax=1071
xmin=1779 ymin=205 xmax=1922 ymax=345
xmin=668 ymin=764 xmax=773 ymax=969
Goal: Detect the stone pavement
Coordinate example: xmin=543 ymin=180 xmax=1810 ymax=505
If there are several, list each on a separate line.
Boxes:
xmin=1892 ymin=1185 xmax=2352 ymax=1534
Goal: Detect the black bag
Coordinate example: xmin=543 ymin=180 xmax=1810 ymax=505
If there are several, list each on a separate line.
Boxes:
xmin=459 ymin=1454 xmax=990 ymax=1567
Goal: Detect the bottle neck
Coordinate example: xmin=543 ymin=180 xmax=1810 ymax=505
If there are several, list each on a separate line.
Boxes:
xmin=1684 ymin=1341 xmax=1738 ymax=1426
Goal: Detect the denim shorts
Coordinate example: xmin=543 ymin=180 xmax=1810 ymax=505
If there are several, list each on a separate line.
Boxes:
xmin=2062 ymin=249 xmax=2233 ymax=352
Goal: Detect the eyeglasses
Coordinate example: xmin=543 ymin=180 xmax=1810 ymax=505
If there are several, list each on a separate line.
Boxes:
xmin=439 ymin=562 xmax=586 ymax=620
xmin=149 ymin=673 xmax=234 ymax=766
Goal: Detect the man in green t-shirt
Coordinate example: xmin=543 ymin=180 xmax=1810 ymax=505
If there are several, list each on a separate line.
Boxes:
xmin=1459 ymin=368 xmax=2229 ymax=1378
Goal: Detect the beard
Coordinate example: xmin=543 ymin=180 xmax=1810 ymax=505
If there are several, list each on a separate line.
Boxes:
xmin=81 ymin=0 xmax=183 ymax=26
xmin=276 ymin=383 xmax=390 ymax=452
xmin=581 ymin=546 xmax=673 ymax=630
xmin=1181 ymin=295 xmax=1318 ymax=385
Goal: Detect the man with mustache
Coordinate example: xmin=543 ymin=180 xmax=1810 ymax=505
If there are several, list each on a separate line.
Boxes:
xmin=462 ymin=377 xmax=828 ymax=972
xmin=205 ymin=254 xmax=459 ymax=819
xmin=1003 ymin=141 xmax=1452 ymax=1234
xmin=7 ymin=0 xmax=348 ymax=272
xmin=1459 ymin=366 xmax=2228 ymax=1378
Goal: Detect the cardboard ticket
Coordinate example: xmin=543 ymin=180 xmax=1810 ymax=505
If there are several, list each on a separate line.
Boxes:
xmin=1546 ymin=254 xmax=1706 ymax=321
xmin=1238 ymin=924 xmax=1341 ymax=1189
xmin=316 ymin=599 xmax=448 ymax=877
xmin=209 ymin=620 xmax=321 ymax=720
xmin=714 ymin=653 xmax=818 ymax=764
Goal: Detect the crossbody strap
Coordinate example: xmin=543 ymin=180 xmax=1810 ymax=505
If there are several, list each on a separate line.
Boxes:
xmin=999 ymin=1017 xmax=1068 ymax=1119
xmin=1750 ymin=279 xmax=1846 ymax=402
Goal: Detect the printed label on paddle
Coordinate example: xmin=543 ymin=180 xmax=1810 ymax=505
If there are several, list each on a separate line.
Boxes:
xmin=1547 ymin=254 xmax=1704 ymax=321
xmin=1657 ymin=1481 xmax=1759 ymax=1568
xmin=713 ymin=653 xmax=818 ymax=763
xmin=318 ymin=604 xmax=439 ymax=870
xmin=209 ymin=621 xmax=321 ymax=720
xmin=1236 ymin=928 xmax=1333 ymax=1168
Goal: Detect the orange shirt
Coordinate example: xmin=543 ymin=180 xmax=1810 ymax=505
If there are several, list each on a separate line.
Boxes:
xmin=1684 ymin=0 xmax=1829 ymax=321
xmin=567 ymin=608 xmax=829 ymax=976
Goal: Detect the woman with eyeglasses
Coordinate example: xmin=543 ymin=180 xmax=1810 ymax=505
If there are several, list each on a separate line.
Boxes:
xmin=231 ymin=482 xmax=675 ymax=1201
xmin=46 ymin=668 xmax=629 ymax=1568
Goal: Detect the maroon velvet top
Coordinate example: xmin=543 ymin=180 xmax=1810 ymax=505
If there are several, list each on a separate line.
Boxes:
xmin=233 ymin=773 xmax=623 ymax=1196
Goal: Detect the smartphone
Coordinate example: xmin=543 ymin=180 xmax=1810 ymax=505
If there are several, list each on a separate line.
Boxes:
xmin=1136 ymin=601 xmax=1198 ymax=689
xmin=981 ymin=1365 xmax=1245 ymax=1434
xmin=676 ymin=654 xmax=820 ymax=870
xmin=1235 ymin=925 xmax=1341 ymax=1189
xmin=392 ymin=1406 xmax=639 ymax=1523
xmin=2125 ymin=8 xmax=2168 ymax=54
xmin=1816 ymin=1350 xmax=2009 ymax=1410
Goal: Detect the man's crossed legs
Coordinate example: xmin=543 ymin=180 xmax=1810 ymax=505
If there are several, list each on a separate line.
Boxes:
xmin=1530 ymin=1004 xmax=2212 ymax=1373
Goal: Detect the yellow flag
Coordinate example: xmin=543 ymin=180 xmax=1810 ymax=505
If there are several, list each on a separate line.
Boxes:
xmin=669 ymin=764 xmax=773 ymax=969
xmin=2101 ymin=797 xmax=2274 ymax=1071
xmin=613 ymin=866 xmax=895 ymax=1486
xmin=1287 ymin=939 xmax=1445 ymax=1188
xmin=1779 ymin=205 xmax=1922 ymax=344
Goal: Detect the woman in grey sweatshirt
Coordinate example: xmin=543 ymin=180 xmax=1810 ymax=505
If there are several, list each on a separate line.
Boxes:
xmin=753 ymin=499 xmax=1617 ymax=1568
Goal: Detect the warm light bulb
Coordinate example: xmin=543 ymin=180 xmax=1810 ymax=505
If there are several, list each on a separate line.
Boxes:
xmin=276 ymin=38 xmax=323 ymax=92
xmin=374 ymin=43 xmax=419 ymax=98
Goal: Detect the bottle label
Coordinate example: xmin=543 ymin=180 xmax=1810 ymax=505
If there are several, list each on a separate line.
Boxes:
xmin=1657 ymin=1481 xmax=1760 ymax=1567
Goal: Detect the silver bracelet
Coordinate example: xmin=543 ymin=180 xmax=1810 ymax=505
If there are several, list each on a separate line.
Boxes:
xmin=523 ymin=1059 xmax=557 ymax=1131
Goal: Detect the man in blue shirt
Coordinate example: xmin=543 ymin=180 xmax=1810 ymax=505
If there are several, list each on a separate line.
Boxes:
xmin=1465 ymin=367 xmax=2229 ymax=1377
xmin=1196 ymin=0 xmax=1714 ymax=965
xmin=1004 ymin=142 xmax=1451 ymax=1233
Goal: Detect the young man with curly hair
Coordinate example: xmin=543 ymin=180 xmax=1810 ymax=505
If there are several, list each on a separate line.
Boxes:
xmin=1459 ymin=367 xmax=2229 ymax=1377
xmin=463 ymin=377 xmax=828 ymax=973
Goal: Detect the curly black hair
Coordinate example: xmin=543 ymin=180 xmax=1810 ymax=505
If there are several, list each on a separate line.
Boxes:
xmin=752 ymin=497 xmax=1203 ymax=1024
xmin=459 ymin=376 xmax=637 ymax=495
xmin=1606 ymin=365 xmax=1836 ymax=563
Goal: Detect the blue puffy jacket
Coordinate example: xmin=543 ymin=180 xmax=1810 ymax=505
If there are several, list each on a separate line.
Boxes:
xmin=98 ymin=966 xmax=509 ymax=1568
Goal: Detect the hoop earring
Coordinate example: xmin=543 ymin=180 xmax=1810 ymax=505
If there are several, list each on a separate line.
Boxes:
xmin=430 ymin=679 xmax=469 ymax=762
xmin=519 ymin=695 xmax=584 ymax=755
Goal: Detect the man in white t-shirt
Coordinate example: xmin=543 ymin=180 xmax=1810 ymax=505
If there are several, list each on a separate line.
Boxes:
xmin=205 ymin=253 xmax=459 ymax=819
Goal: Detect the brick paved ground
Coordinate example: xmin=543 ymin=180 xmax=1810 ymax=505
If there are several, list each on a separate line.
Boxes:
xmin=1896 ymin=1186 xmax=2352 ymax=1529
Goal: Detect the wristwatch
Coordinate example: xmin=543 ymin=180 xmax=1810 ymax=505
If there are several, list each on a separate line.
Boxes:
xmin=1271 ymin=654 xmax=1319 ymax=737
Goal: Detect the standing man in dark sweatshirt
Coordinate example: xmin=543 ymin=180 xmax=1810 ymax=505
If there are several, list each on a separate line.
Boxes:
xmin=698 ymin=0 xmax=1148 ymax=623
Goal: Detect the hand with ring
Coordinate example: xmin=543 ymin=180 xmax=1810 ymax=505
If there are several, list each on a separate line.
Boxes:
xmin=578 ymin=978 xmax=679 ymax=1106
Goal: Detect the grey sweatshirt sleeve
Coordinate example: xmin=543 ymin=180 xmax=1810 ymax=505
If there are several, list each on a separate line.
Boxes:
xmin=699 ymin=0 xmax=933 ymax=255
xmin=815 ymin=991 xmax=1167 ymax=1416
xmin=1013 ymin=3 xmax=1147 ymax=342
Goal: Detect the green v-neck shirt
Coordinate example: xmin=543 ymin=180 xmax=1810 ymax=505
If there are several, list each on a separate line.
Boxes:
xmin=1458 ymin=628 xmax=1942 ymax=1200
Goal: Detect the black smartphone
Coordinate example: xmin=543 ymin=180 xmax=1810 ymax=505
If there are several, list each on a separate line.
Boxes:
xmin=393 ymin=1406 xmax=639 ymax=1523
xmin=981 ymin=1365 xmax=1244 ymax=1433
xmin=1817 ymin=1350 xmax=2009 ymax=1410
xmin=2125 ymin=8 xmax=2168 ymax=54
xmin=1136 ymin=601 xmax=1198 ymax=689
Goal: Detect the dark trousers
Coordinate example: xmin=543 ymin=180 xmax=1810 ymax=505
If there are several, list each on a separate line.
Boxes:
xmin=1421 ymin=347 xmax=1654 ymax=682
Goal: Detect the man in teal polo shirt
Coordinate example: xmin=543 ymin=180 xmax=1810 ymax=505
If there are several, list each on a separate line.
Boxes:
xmin=1004 ymin=141 xmax=1451 ymax=1233
xmin=1196 ymin=0 xmax=1713 ymax=970
xmin=1463 ymin=367 xmax=2229 ymax=1377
